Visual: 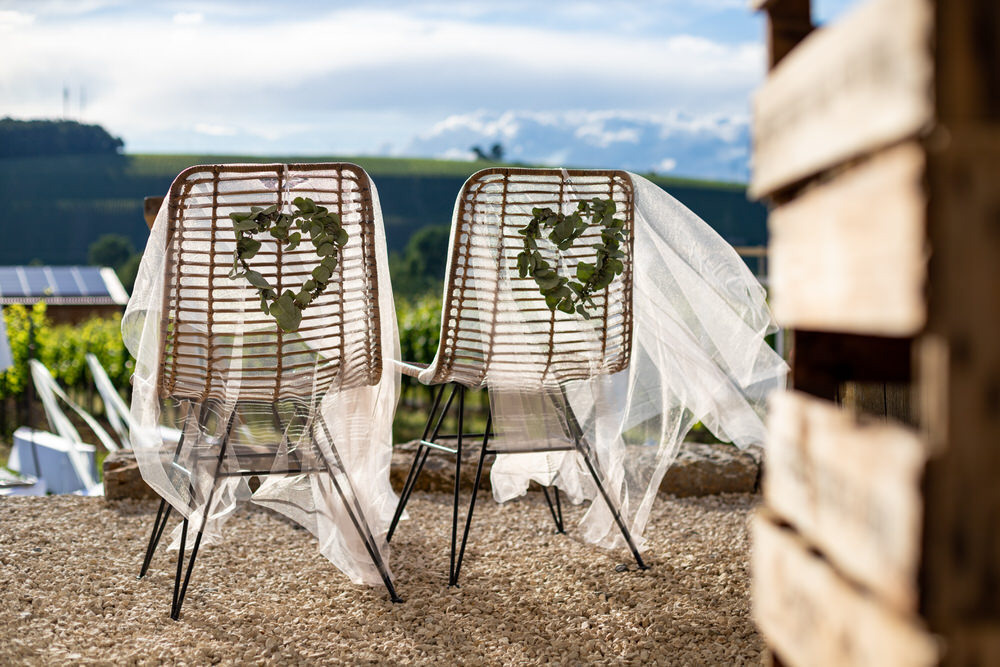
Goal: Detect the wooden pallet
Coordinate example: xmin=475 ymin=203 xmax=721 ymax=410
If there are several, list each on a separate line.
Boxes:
xmin=750 ymin=1 xmax=1000 ymax=664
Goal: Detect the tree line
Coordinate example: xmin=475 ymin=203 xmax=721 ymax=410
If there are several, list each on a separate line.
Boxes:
xmin=0 ymin=118 xmax=124 ymax=159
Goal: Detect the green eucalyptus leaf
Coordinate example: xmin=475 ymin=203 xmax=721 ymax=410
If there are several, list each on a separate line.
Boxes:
xmin=232 ymin=219 xmax=259 ymax=232
xmin=294 ymin=290 xmax=312 ymax=308
xmin=243 ymin=270 xmax=271 ymax=290
xmin=312 ymin=265 xmax=332 ymax=283
xmin=516 ymin=252 xmax=529 ymax=278
xmin=271 ymin=291 xmax=301 ymax=332
xmin=536 ymin=273 xmax=561 ymax=290
xmin=237 ymin=238 xmax=262 ymax=259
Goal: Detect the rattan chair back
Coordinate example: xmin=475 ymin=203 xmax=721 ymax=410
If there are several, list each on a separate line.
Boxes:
xmin=429 ymin=168 xmax=634 ymax=388
xmin=157 ymin=163 xmax=382 ymax=403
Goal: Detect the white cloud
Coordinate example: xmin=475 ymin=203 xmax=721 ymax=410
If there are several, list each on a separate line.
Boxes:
xmin=0 ymin=10 xmax=35 ymax=31
xmin=404 ymin=109 xmax=751 ymax=181
xmin=656 ymin=157 xmax=677 ymax=172
xmin=0 ymin=2 xmax=762 ymax=164
xmin=194 ymin=122 xmax=236 ymax=136
xmin=172 ymin=12 xmax=204 ymax=26
xmin=435 ymin=147 xmax=476 ymax=161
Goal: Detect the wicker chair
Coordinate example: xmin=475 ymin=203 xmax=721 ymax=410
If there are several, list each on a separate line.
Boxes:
xmin=388 ymin=167 xmax=647 ymax=586
xmin=134 ymin=163 xmax=399 ymax=618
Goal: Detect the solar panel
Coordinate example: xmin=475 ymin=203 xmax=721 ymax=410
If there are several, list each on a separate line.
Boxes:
xmin=0 ymin=268 xmax=22 ymax=296
xmin=0 ymin=265 xmax=123 ymax=302
xmin=22 ymin=267 xmax=53 ymax=295
xmin=77 ymin=268 xmax=108 ymax=296
xmin=50 ymin=267 xmax=82 ymax=295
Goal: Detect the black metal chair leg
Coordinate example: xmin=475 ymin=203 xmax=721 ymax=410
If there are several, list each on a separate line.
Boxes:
xmin=451 ymin=413 xmax=491 ymax=587
xmin=541 ymin=486 xmax=565 ymax=534
xmin=387 ymin=444 xmax=427 ymax=542
xmin=137 ymin=400 xmax=197 ymax=579
xmin=577 ymin=445 xmax=648 ymax=571
xmin=170 ymin=409 xmax=236 ymax=620
xmin=555 ymin=385 xmax=647 ymax=571
xmin=448 ymin=387 xmax=465 ymax=587
xmin=171 ymin=517 xmax=189 ymax=619
xmin=385 ymin=385 xmax=450 ymax=542
xmin=388 ymin=383 xmax=458 ymax=542
xmin=317 ymin=419 xmax=403 ymax=603
xmin=138 ymin=498 xmax=172 ymax=579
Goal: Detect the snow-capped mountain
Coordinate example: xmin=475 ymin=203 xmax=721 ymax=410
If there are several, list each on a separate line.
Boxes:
xmin=399 ymin=110 xmax=751 ymax=183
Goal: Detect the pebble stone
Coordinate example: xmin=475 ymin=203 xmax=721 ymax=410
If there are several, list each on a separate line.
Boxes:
xmin=0 ymin=492 xmax=763 ymax=665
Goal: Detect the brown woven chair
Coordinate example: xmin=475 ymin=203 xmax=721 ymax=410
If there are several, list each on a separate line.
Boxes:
xmin=387 ymin=167 xmax=646 ymax=585
xmin=135 ymin=163 xmax=399 ymax=618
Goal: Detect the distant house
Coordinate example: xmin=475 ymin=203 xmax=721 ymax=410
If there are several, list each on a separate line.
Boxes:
xmin=0 ymin=266 xmax=129 ymax=324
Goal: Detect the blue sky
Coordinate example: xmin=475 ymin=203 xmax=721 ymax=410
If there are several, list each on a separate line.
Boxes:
xmin=0 ymin=0 xmax=861 ymax=176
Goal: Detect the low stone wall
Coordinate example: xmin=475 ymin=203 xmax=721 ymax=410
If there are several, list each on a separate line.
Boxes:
xmin=104 ymin=441 xmax=761 ymax=500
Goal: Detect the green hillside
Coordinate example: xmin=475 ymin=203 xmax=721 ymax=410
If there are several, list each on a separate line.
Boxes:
xmin=0 ymin=153 xmax=766 ymax=265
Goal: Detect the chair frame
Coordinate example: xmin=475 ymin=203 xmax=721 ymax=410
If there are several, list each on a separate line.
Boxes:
xmin=135 ymin=163 xmax=400 ymax=619
xmin=387 ymin=168 xmax=647 ymax=586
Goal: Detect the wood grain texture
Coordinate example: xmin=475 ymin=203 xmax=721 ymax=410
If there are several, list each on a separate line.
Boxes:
xmin=920 ymin=125 xmax=1000 ymax=629
xmin=769 ymin=143 xmax=928 ymax=335
xmin=765 ymin=391 xmax=928 ymax=613
xmin=755 ymin=0 xmax=814 ymax=70
xmin=750 ymin=0 xmax=934 ymax=198
xmin=790 ymin=331 xmax=912 ymax=401
xmin=752 ymin=512 xmax=939 ymax=667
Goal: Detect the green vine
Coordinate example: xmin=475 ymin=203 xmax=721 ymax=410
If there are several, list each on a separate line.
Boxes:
xmin=228 ymin=197 xmax=348 ymax=332
xmin=514 ymin=198 xmax=626 ymax=319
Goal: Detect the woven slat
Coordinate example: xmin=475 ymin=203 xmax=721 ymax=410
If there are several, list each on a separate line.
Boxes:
xmin=429 ymin=168 xmax=635 ymax=387
xmin=157 ymin=163 xmax=382 ymax=402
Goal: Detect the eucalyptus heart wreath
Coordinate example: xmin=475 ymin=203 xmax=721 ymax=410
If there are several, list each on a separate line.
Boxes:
xmin=228 ymin=196 xmax=348 ymax=332
xmin=514 ymin=197 xmax=627 ymax=319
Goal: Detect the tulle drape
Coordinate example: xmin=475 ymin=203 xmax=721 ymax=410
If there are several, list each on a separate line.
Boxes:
xmin=428 ymin=172 xmax=787 ymax=550
xmin=122 ymin=170 xmax=399 ymax=586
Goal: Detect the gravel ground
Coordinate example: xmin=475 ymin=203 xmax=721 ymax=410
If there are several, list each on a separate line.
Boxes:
xmin=0 ymin=492 xmax=762 ymax=665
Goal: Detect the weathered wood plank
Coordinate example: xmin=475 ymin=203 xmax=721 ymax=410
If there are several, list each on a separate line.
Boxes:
xmin=750 ymin=0 xmax=934 ymax=198
xmin=945 ymin=626 xmax=1000 ymax=666
xmin=753 ymin=0 xmax=814 ymax=70
xmin=790 ymin=331 xmax=911 ymax=401
xmin=920 ymin=125 xmax=1000 ymax=628
xmin=769 ymin=143 xmax=927 ymax=336
xmin=752 ymin=512 xmax=939 ymax=667
xmin=765 ymin=390 xmax=928 ymax=613
xmin=840 ymin=381 xmax=911 ymax=424
xmin=935 ymin=1 xmax=1000 ymax=122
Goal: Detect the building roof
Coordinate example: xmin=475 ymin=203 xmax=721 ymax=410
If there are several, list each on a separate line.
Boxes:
xmin=0 ymin=266 xmax=129 ymax=306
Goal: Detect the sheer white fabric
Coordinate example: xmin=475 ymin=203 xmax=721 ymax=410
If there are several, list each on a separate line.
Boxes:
xmin=419 ymin=171 xmax=786 ymax=551
xmin=122 ymin=166 xmax=399 ymax=586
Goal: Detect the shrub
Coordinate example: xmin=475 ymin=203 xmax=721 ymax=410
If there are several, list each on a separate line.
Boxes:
xmin=1 ymin=303 xmax=133 ymax=401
